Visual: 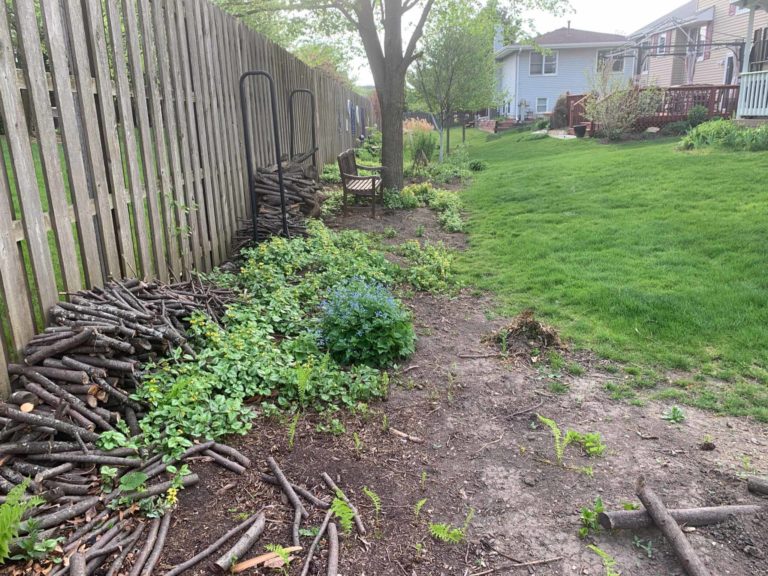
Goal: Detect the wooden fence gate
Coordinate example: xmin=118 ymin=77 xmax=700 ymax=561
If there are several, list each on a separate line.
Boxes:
xmin=0 ymin=0 xmax=370 ymax=397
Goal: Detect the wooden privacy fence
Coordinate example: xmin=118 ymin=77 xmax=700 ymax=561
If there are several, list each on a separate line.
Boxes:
xmin=0 ymin=0 xmax=370 ymax=397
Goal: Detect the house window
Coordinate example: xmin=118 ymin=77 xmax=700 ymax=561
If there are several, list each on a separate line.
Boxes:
xmin=597 ymin=49 xmax=625 ymax=73
xmin=530 ymin=51 xmax=557 ymax=75
xmin=695 ymin=24 xmax=711 ymax=60
xmin=640 ymin=42 xmax=650 ymax=73
xmin=657 ymin=34 xmax=667 ymax=55
xmin=536 ymin=98 xmax=548 ymax=113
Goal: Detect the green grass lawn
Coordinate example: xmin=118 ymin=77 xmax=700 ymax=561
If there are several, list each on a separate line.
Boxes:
xmin=458 ymin=130 xmax=768 ymax=420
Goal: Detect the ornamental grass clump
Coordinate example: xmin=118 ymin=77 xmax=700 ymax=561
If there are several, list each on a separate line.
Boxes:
xmin=319 ymin=278 xmax=415 ymax=368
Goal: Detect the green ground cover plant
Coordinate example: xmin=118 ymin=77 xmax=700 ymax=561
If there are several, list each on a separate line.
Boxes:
xmin=458 ymin=129 xmax=768 ymax=420
xmin=681 ymin=119 xmax=768 ymax=151
xmin=130 ymin=222 xmax=456 ymax=458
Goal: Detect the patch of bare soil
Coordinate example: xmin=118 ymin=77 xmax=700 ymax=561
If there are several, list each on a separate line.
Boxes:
xmin=324 ymin=204 xmax=467 ymax=250
xmin=160 ymin=208 xmax=767 ymax=576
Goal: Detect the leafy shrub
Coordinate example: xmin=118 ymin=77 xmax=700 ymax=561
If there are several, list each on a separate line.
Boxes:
xmin=439 ymin=209 xmax=464 ymax=232
xmin=397 ymin=240 xmax=458 ymax=292
xmin=397 ymin=187 xmax=423 ymax=209
xmin=468 ymin=160 xmax=488 ymax=172
xmin=660 ymin=121 xmax=690 ymax=136
xmin=532 ymin=118 xmax=550 ymax=131
xmin=681 ymin=119 xmax=768 ymax=151
xmin=411 ymin=130 xmax=437 ymax=164
xmin=686 ymin=105 xmax=709 ymax=128
xmin=584 ymin=68 xmax=663 ymax=139
xmin=320 ymin=164 xmax=342 ymax=184
xmin=320 ymin=188 xmax=344 ymax=217
xmin=551 ymin=95 xmax=569 ymax=129
xmin=318 ymin=277 xmax=416 ymax=367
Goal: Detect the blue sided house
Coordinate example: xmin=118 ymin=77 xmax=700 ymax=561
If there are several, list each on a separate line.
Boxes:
xmin=495 ymin=26 xmax=634 ymax=120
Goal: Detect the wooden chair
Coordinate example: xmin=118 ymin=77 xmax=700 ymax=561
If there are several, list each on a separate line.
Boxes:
xmin=337 ymin=149 xmax=383 ymax=217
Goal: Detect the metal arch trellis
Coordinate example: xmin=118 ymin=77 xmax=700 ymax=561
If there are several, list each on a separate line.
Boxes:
xmin=239 ymin=70 xmax=289 ymax=240
xmin=604 ymin=41 xmax=746 ymax=76
xmin=288 ymin=89 xmax=318 ymax=169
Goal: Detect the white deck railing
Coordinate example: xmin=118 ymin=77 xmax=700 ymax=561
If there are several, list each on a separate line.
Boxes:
xmin=738 ymin=70 xmax=768 ymax=117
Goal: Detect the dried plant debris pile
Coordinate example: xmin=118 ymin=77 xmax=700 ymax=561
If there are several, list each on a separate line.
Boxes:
xmin=234 ymin=155 xmax=322 ymax=248
xmin=0 ymin=278 xmax=245 ymax=575
xmin=492 ymin=308 xmax=563 ymax=359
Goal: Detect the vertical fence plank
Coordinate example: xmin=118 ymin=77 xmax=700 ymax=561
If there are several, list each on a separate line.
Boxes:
xmin=186 ymin=0 xmax=222 ymax=265
xmin=227 ymin=16 xmax=247 ymax=222
xmin=0 ymin=1 xmax=59 ymax=320
xmin=62 ymin=0 xmax=122 ymax=281
xmin=40 ymin=0 xmax=103 ymax=288
xmin=153 ymin=0 xmax=192 ymax=278
xmin=105 ymin=0 xmax=153 ymax=278
xmin=208 ymin=4 xmax=235 ymax=251
xmin=0 ymin=149 xmax=35 ymax=350
xmin=123 ymin=0 xmax=168 ymax=282
xmin=15 ymin=0 xmax=82 ymax=294
xmin=174 ymin=0 xmax=211 ymax=271
xmin=0 ymin=333 xmax=8 ymax=398
xmin=137 ymin=0 xmax=181 ymax=279
xmin=164 ymin=0 xmax=202 ymax=273
xmin=216 ymin=10 xmax=243 ymax=238
xmin=200 ymin=1 xmax=231 ymax=257
xmin=82 ymin=0 xmax=139 ymax=277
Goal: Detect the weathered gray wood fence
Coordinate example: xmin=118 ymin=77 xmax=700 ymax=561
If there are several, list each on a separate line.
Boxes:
xmin=0 ymin=0 xmax=370 ymax=397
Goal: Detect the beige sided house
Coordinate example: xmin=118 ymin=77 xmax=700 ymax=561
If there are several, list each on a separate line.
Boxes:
xmin=631 ymin=0 xmax=768 ymax=116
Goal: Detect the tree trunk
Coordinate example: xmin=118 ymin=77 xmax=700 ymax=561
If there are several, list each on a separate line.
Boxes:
xmin=378 ymin=80 xmax=405 ymax=190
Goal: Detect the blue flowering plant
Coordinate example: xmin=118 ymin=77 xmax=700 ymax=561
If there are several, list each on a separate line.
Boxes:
xmin=318 ymin=278 xmax=416 ymax=367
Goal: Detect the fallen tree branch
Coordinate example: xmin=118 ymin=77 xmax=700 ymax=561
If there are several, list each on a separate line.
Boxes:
xmin=210 ymin=443 xmax=251 ymax=468
xmin=299 ymin=509 xmax=333 ymax=576
xmin=128 ymin=517 xmax=160 ymax=576
xmin=636 ymin=477 xmax=711 ymax=576
xmin=747 ymin=476 xmax=768 ymax=496
xmin=326 ymin=522 xmax=339 ymax=576
xmin=599 ymin=504 xmax=762 ymax=530
xmin=204 ymin=449 xmax=246 ymax=475
xmin=321 ymin=472 xmax=365 ymax=535
xmin=231 ymin=546 xmax=302 ymax=573
xmin=259 ymin=473 xmax=330 ymax=509
xmin=213 ymin=512 xmax=266 ymax=573
xmin=267 ymin=457 xmax=308 ymax=519
xmin=389 ymin=427 xmax=424 ymax=444
xmin=164 ymin=512 xmax=263 ymax=576
xmin=469 ymin=556 xmax=563 ymax=575
xmin=138 ymin=511 xmax=172 ymax=576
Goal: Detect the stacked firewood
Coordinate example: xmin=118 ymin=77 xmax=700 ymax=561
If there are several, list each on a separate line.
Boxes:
xmin=0 ymin=278 xmax=247 ymax=575
xmin=233 ymin=154 xmax=322 ymax=250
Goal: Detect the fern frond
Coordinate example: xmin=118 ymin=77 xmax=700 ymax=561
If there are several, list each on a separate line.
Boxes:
xmin=429 ymin=522 xmax=464 ymax=544
xmin=413 ymin=498 xmax=428 ymax=519
xmin=362 ymin=487 xmax=381 ymax=518
xmin=0 ymin=480 xmax=43 ymax=563
xmin=331 ymin=496 xmax=355 ymax=535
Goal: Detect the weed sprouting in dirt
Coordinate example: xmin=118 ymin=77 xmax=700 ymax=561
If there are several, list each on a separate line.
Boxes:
xmin=633 ymin=535 xmax=654 ymax=558
xmin=579 ymin=496 xmax=605 ymax=538
xmin=587 ymin=544 xmax=621 ymax=576
xmin=537 ymin=415 xmax=606 ymax=468
xmin=662 ymin=405 xmax=686 ymax=424
xmin=429 ymin=508 xmax=474 ymax=544
xmin=414 ymin=498 xmax=428 ymax=519
xmin=363 ymin=487 xmax=382 ymax=520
